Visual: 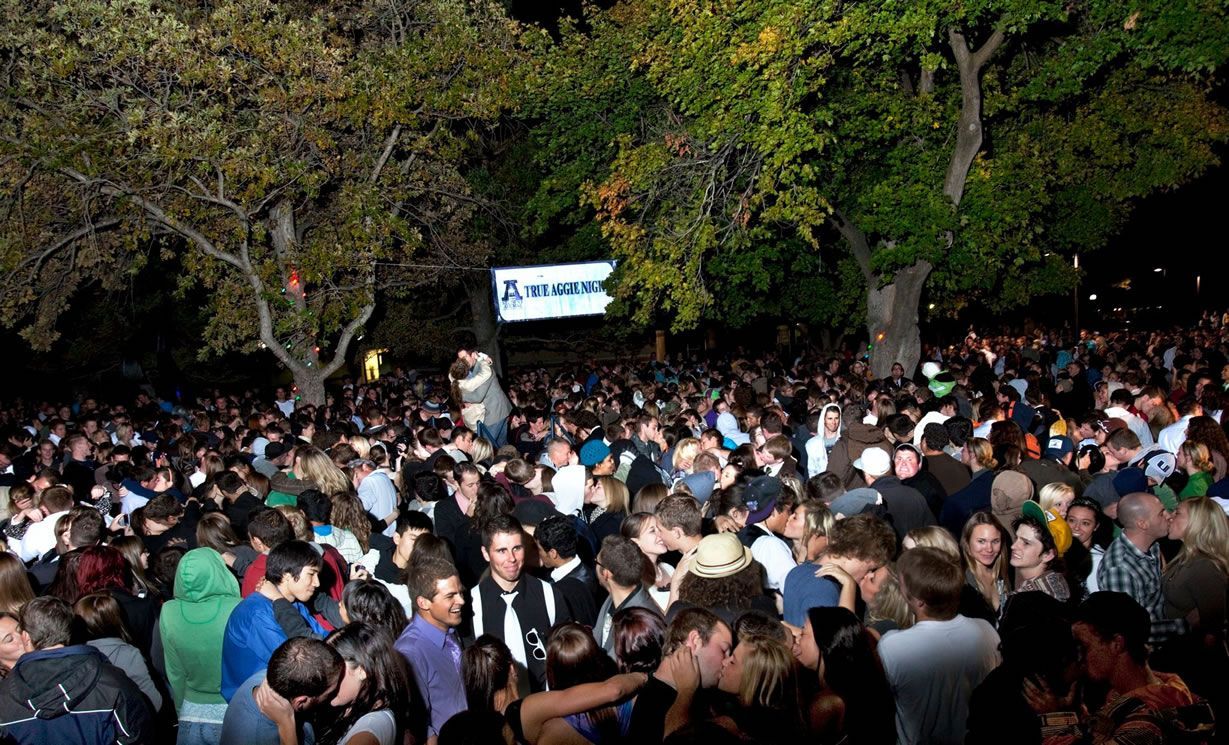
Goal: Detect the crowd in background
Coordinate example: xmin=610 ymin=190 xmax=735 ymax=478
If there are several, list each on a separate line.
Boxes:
xmin=0 ymin=322 xmax=1227 ymax=744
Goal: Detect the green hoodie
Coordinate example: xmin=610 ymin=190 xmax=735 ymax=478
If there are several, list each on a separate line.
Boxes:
xmin=159 ymin=547 xmax=242 ymax=710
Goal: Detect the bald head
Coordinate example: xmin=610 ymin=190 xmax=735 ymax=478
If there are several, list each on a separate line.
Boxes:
xmin=1117 ymin=492 xmax=1158 ymax=530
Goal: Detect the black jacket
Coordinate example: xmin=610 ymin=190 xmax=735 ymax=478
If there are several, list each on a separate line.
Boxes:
xmin=552 ymin=559 xmax=603 ymax=626
xmin=869 ymin=476 xmax=936 ymax=542
xmin=0 ymin=645 xmax=152 ymax=745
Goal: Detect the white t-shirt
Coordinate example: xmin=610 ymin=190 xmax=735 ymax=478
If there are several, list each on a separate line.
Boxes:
xmin=18 ymin=510 xmax=70 ymax=562
xmin=340 ymin=709 xmax=396 ymax=745
xmin=749 ymin=529 xmax=796 ymax=593
xmin=878 ymin=615 xmax=1001 ymax=745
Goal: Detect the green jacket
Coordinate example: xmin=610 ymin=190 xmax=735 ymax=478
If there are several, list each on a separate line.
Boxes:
xmin=159 ymin=548 xmax=242 ymax=710
xmin=266 ymin=471 xmax=310 ymax=507
xmin=1178 ymin=470 xmax=1213 ymax=500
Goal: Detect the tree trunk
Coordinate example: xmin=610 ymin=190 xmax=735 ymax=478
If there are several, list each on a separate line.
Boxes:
xmin=466 ymin=279 xmax=502 ymax=377
xmin=294 ymin=367 xmax=329 ymax=407
xmin=866 ymin=261 xmax=932 ymax=378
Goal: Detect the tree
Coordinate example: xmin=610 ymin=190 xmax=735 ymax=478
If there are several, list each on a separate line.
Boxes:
xmin=0 ymin=0 xmax=526 ymax=402
xmin=531 ymin=0 xmax=1229 ymax=374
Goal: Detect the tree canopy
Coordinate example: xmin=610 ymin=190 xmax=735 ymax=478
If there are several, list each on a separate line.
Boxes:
xmin=0 ymin=0 xmax=527 ymax=401
xmin=2 ymin=0 xmax=1226 ymax=386
xmin=528 ymin=0 xmax=1228 ymax=373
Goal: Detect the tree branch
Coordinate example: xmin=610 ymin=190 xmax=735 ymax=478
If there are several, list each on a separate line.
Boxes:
xmin=321 ymin=272 xmax=376 ymax=377
xmin=971 ymin=29 xmax=1006 ymax=70
xmin=369 ymin=124 xmax=401 ymax=183
xmin=13 ymin=218 xmax=122 ymax=280
xmin=943 ymin=26 xmax=1006 ymax=205
xmin=60 ymin=168 xmax=247 ymax=272
xmin=830 ymin=206 xmax=874 ymax=284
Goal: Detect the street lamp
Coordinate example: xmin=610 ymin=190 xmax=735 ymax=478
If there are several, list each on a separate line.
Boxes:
xmin=1088 ymin=294 xmax=1097 ymax=301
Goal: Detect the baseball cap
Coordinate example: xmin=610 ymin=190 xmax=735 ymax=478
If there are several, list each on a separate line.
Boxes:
xmin=1044 ymin=436 xmax=1074 ymax=461
xmin=1137 ymin=448 xmax=1176 ymax=484
xmin=1022 ymin=501 xmax=1072 ymax=557
xmin=852 ymin=447 xmax=891 ymax=478
xmin=829 ymin=488 xmax=883 ymax=518
xmin=745 ymin=476 xmax=783 ymax=524
xmin=679 ymin=471 xmax=716 ymax=504
xmin=263 ymin=441 xmax=291 ymax=461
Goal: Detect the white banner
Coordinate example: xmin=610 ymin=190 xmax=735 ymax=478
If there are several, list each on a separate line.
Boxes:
xmin=491 ymin=261 xmax=616 ymax=323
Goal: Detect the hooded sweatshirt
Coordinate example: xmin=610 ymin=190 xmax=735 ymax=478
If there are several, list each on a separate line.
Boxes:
xmin=827 ymin=421 xmax=891 ymax=489
xmin=159 ymin=548 xmax=242 ymax=711
xmin=806 ymin=404 xmax=843 ymax=478
xmin=0 ymin=645 xmax=151 ymax=745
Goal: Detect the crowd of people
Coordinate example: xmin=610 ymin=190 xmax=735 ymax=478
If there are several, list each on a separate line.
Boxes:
xmin=0 ymin=325 xmax=1227 ymax=744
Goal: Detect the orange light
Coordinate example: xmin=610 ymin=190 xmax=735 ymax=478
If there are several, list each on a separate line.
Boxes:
xmin=876 ymin=333 xmax=885 ymax=341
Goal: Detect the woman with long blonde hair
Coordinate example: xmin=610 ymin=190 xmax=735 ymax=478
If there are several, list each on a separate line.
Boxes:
xmin=583 ymin=475 xmax=630 ymax=544
xmin=784 ymin=499 xmax=834 ymax=563
xmin=293 ymin=446 xmax=352 ymax=496
xmin=716 ymin=634 xmax=805 ymax=741
xmin=1163 ymin=497 xmax=1229 ymax=638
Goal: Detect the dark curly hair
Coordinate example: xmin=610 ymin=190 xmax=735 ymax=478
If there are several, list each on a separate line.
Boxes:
xmin=677 ymin=561 xmax=764 ymax=611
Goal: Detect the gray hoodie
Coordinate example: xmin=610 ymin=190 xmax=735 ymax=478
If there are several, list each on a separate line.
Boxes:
xmin=87 ymin=637 xmax=162 ymax=712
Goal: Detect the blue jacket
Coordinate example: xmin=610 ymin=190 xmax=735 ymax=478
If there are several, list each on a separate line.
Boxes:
xmin=220 ymin=593 xmax=324 ymax=701
xmin=0 ymin=645 xmax=152 ymax=745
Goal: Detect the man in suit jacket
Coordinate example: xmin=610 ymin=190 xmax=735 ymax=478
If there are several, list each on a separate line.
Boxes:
xmin=535 ymin=515 xmax=603 ymax=626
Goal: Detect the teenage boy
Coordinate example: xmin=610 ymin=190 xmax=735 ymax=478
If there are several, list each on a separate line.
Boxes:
xmin=362 ymin=510 xmax=434 ymax=615
xmin=221 ymin=540 xmax=326 ymax=701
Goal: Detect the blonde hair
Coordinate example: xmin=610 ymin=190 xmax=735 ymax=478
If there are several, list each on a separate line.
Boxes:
xmin=294 ymin=447 xmax=352 ymax=496
xmin=1038 ymin=483 xmax=1076 ymax=513
xmin=965 ymin=438 xmax=998 ymax=471
xmin=778 ymin=475 xmax=805 ymax=505
xmin=470 ymin=437 xmax=494 ymax=466
xmin=905 ymin=526 xmax=960 ymax=560
xmin=672 ymin=438 xmax=700 ymax=470
xmin=736 ymin=636 xmax=801 ymax=713
xmin=1166 ymin=498 xmax=1229 ymax=578
xmin=865 ymin=563 xmax=914 ymax=631
xmin=349 ymin=436 xmax=372 ymax=460
xmin=1181 ymin=441 xmax=1215 ymax=474
xmin=797 ymin=499 xmax=834 ymax=558
xmin=598 ymin=476 xmax=630 ymax=514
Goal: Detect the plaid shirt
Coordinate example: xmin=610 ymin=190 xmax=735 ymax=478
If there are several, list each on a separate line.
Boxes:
xmin=1097 ymin=533 xmax=1188 ymax=643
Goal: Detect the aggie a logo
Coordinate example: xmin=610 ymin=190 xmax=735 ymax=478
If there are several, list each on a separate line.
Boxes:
xmin=501 ymin=280 xmax=523 ymax=310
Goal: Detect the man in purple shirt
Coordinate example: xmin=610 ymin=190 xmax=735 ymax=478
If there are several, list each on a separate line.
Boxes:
xmin=396 ymin=557 xmax=467 ymax=742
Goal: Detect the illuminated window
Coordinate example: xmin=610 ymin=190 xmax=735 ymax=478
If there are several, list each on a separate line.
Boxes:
xmin=363 ymin=348 xmax=387 ymax=382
